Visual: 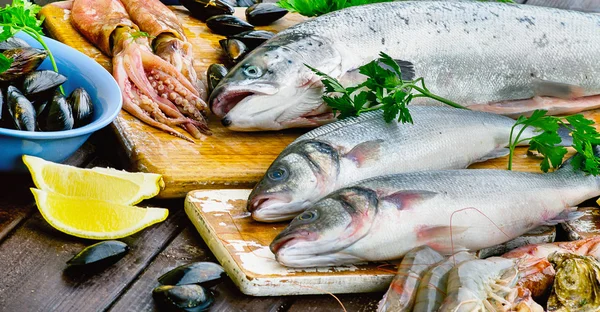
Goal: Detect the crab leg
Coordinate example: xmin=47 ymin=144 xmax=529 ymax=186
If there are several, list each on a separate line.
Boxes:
xmin=71 ymin=0 xmax=210 ymax=140
xmin=118 ymin=0 xmax=207 ymax=101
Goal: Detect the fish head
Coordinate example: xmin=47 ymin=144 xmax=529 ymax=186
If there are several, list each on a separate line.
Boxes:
xmin=209 ymin=33 xmax=341 ymax=131
xmin=270 ymin=187 xmax=379 ymax=267
xmin=248 ymin=140 xmax=340 ymax=222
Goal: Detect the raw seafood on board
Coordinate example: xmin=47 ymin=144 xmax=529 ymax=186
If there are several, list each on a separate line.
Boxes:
xmin=69 ymin=0 xmax=209 ymax=142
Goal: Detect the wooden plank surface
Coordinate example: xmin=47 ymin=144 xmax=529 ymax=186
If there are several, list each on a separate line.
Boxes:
xmin=37 ymin=2 xmax=593 ymax=199
xmin=39 ymin=5 xmax=307 ymax=199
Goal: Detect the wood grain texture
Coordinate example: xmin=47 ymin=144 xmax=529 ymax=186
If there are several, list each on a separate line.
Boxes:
xmin=39 ymin=5 xmax=307 ymax=199
xmin=0 ymin=203 xmax=187 ymax=312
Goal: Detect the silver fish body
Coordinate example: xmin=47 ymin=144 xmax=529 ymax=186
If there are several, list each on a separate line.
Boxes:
xmin=248 ymin=106 xmax=543 ymax=222
xmin=270 ymin=157 xmax=598 ymax=267
xmin=210 ymin=1 xmax=600 ymax=131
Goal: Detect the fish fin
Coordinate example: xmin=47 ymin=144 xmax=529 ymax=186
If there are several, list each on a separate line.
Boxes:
xmin=468 ymin=94 xmax=600 ymax=118
xmin=533 ymin=78 xmax=585 ymax=99
xmin=416 ymin=225 xmax=469 ymax=253
xmin=475 ymin=148 xmax=510 ymax=163
xmin=376 ymin=59 xmax=415 ymax=81
xmin=382 ymin=190 xmax=438 ymax=210
xmin=344 ymin=139 xmax=384 ymax=167
xmin=541 ymin=209 xmax=584 ymax=226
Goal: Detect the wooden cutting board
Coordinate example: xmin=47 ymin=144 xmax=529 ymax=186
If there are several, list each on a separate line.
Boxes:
xmin=184 ymin=189 xmax=564 ymax=296
xmin=39 ymin=4 xmax=600 ymax=198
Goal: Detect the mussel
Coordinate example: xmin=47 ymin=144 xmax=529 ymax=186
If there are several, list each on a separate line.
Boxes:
xmin=219 ymin=39 xmax=248 ymax=64
xmin=158 ymin=262 xmax=226 ymax=287
xmin=206 ymin=15 xmax=255 ymax=36
xmin=0 ymin=48 xmax=47 ymax=82
xmin=22 ymin=70 xmax=67 ymax=100
xmin=153 ymin=285 xmax=214 ymax=312
xmin=246 ymin=3 xmax=288 ymax=26
xmin=228 ymin=30 xmax=274 ymax=50
xmin=38 ymin=90 xmax=74 ymax=131
xmin=0 ymin=37 xmax=30 ymax=51
xmin=180 ymin=0 xmax=234 ymax=21
xmin=206 ymin=64 xmax=228 ymax=96
xmin=68 ymin=87 xmax=94 ymax=128
xmin=66 ymin=240 xmax=129 ymax=271
xmin=7 ymin=86 xmax=36 ymax=131
xmin=237 ymin=0 xmax=256 ymax=7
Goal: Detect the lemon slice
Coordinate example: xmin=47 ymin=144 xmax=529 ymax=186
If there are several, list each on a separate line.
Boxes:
xmin=23 ymin=155 xmax=164 ymax=205
xmin=31 ymin=189 xmax=168 ymax=239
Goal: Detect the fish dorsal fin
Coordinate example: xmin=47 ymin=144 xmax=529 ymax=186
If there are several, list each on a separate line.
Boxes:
xmin=344 ymin=139 xmax=384 ymax=168
xmin=532 ymin=78 xmax=585 ymax=99
xmin=381 ymin=190 xmax=438 ymax=210
xmin=385 ymin=59 xmax=415 ymax=81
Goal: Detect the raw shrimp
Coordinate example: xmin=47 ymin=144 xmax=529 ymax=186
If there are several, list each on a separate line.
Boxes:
xmin=438 ymin=257 xmax=543 ymax=312
xmin=377 ymin=246 xmax=444 ymax=312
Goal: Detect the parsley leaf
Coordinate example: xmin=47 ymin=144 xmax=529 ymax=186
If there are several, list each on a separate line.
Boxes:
xmin=307 ymin=51 xmax=466 ymax=125
xmin=507 ymin=109 xmax=600 ymax=175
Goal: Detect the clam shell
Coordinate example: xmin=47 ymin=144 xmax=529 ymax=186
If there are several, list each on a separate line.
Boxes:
xmin=22 ymin=70 xmax=67 ymax=97
xmin=7 ymin=85 xmax=35 ymax=131
xmin=219 ymin=39 xmax=248 ymax=64
xmin=0 ymin=48 xmax=48 ymax=82
xmin=39 ymin=90 xmax=74 ymax=131
xmin=158 ymin=262 xmax=226 ymax=287
xmin=67 ymin=241 xmax=129 ymax=269
xmin=68 ymin=87 xmax=94 ymax=128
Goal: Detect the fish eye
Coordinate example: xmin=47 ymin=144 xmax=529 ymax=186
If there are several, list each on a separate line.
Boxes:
xmin=298 ymin=210 xmax=318 ymax=222
xmin=267 ymin=167 xmax=288 ymax=181
xmin=243 ymin=65 xmax=262 ymax=78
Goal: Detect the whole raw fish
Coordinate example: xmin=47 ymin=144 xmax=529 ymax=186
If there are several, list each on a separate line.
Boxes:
xmin=269 ymin=152 xmax=598 ymax=267
xmin=210 ymin=1 xmax=600 ymax=131
xmin=248 ymin=106 xmax=569 ymax=222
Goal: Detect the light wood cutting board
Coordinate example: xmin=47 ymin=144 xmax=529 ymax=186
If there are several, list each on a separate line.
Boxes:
xmin=39 ymin=4 xmax=600 ymax=198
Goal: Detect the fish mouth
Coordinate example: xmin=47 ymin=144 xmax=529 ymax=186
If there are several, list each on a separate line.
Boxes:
xmin=247 ymin=194 xmax=307 ymax=222
xmin=209 ymin=83 xmax=279 ymax=118
xmin=270 ymin=230 xmax=317 ymax=254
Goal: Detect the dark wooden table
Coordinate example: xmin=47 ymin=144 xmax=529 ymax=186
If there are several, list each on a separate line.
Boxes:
xmin=1 ymin=1 xmax=599 ymax=311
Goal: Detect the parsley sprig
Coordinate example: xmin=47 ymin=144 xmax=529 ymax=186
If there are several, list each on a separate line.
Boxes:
xmin=307 ymin=52 xmax=467 ymax=124
xmin=0 ymin=0 xmax=62 ymax=92
xmin=508 ymin=110 xmax=600 ymax=174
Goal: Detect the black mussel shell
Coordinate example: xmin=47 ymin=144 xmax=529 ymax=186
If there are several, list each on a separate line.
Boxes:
xmin=22 ymin=70 xmax=67 ymax=97
xmin=219 ymin=39 xmax=248 ymax=64
xmin=220 ymin=0 xmax=236 ymax=7
xmin=0 ymin=48 xmax=48 ymax=82
xmin=206 ymin=15 xmax=255 ymax=36
xmin=68 ymin=87 xmax=94 ymax=128
xmin=0 ymin=37 xmax=30 ymax=51
xmin=237 ymin=0 xmax=256 ymax=7
xmin=153 ymin=285 xmax=214 ymax=312
xmin=7 ymin=86 xmax=35 ymax=131
xmin=206 ymin=64 xmax=228 ymax=96
xmin=39 ymin=90 xmax=74 ymax=131
xmin=158 ymin=262 xmax=226 ymax=287
xmin=67 ymin=241 xmax=129 ymax=270
xmin=180 ymin=0 xmax=234 ymax=21
xmin=228 ymin=30 xmax=274 ymax=50
xmin=246 ymin=3 xmax=288 ymax=26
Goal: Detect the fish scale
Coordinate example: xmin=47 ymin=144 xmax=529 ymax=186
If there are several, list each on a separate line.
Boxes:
xmin=213 ymin=1 xmax=600 ymax=130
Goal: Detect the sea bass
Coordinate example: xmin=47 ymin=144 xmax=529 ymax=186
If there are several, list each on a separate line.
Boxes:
xmin=247 ymin=106 xmax=569 ymax=222
xmin=210 ymin=1 xmax=600 ymax=131
xmin=269 ymin=152 xmax=599 ymax=267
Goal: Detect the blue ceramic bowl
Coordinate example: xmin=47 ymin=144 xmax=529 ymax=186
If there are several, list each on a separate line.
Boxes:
xmin=0 ymin=32 xmax=122 ymax=172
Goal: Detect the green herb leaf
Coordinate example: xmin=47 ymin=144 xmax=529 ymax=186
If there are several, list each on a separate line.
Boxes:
xmin=131 ymin=31 xmax=154 ymax=40
xmin=0 ymin=53 xmax=11 ymax=72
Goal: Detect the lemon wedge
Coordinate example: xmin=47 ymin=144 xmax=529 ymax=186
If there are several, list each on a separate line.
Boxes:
xmin=31 ymin=189 xmax=168 ymax=239
xmin=23 ymin=155 xmax=164 ymax=205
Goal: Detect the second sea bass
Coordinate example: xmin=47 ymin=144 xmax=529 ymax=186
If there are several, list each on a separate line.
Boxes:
xmin=247 ymin=106 xmax=557 ymax=222
xmin=269 ymin=150 xmax=599 ymax=267
xmin=210 ymin=1 xmax=600 ymax=131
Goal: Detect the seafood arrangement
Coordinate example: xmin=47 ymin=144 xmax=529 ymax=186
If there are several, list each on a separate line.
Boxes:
xmin=211 ymin=1 xmax=600 ymax=131
xmin=0 ymin=38 xmax=94 ymax=132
